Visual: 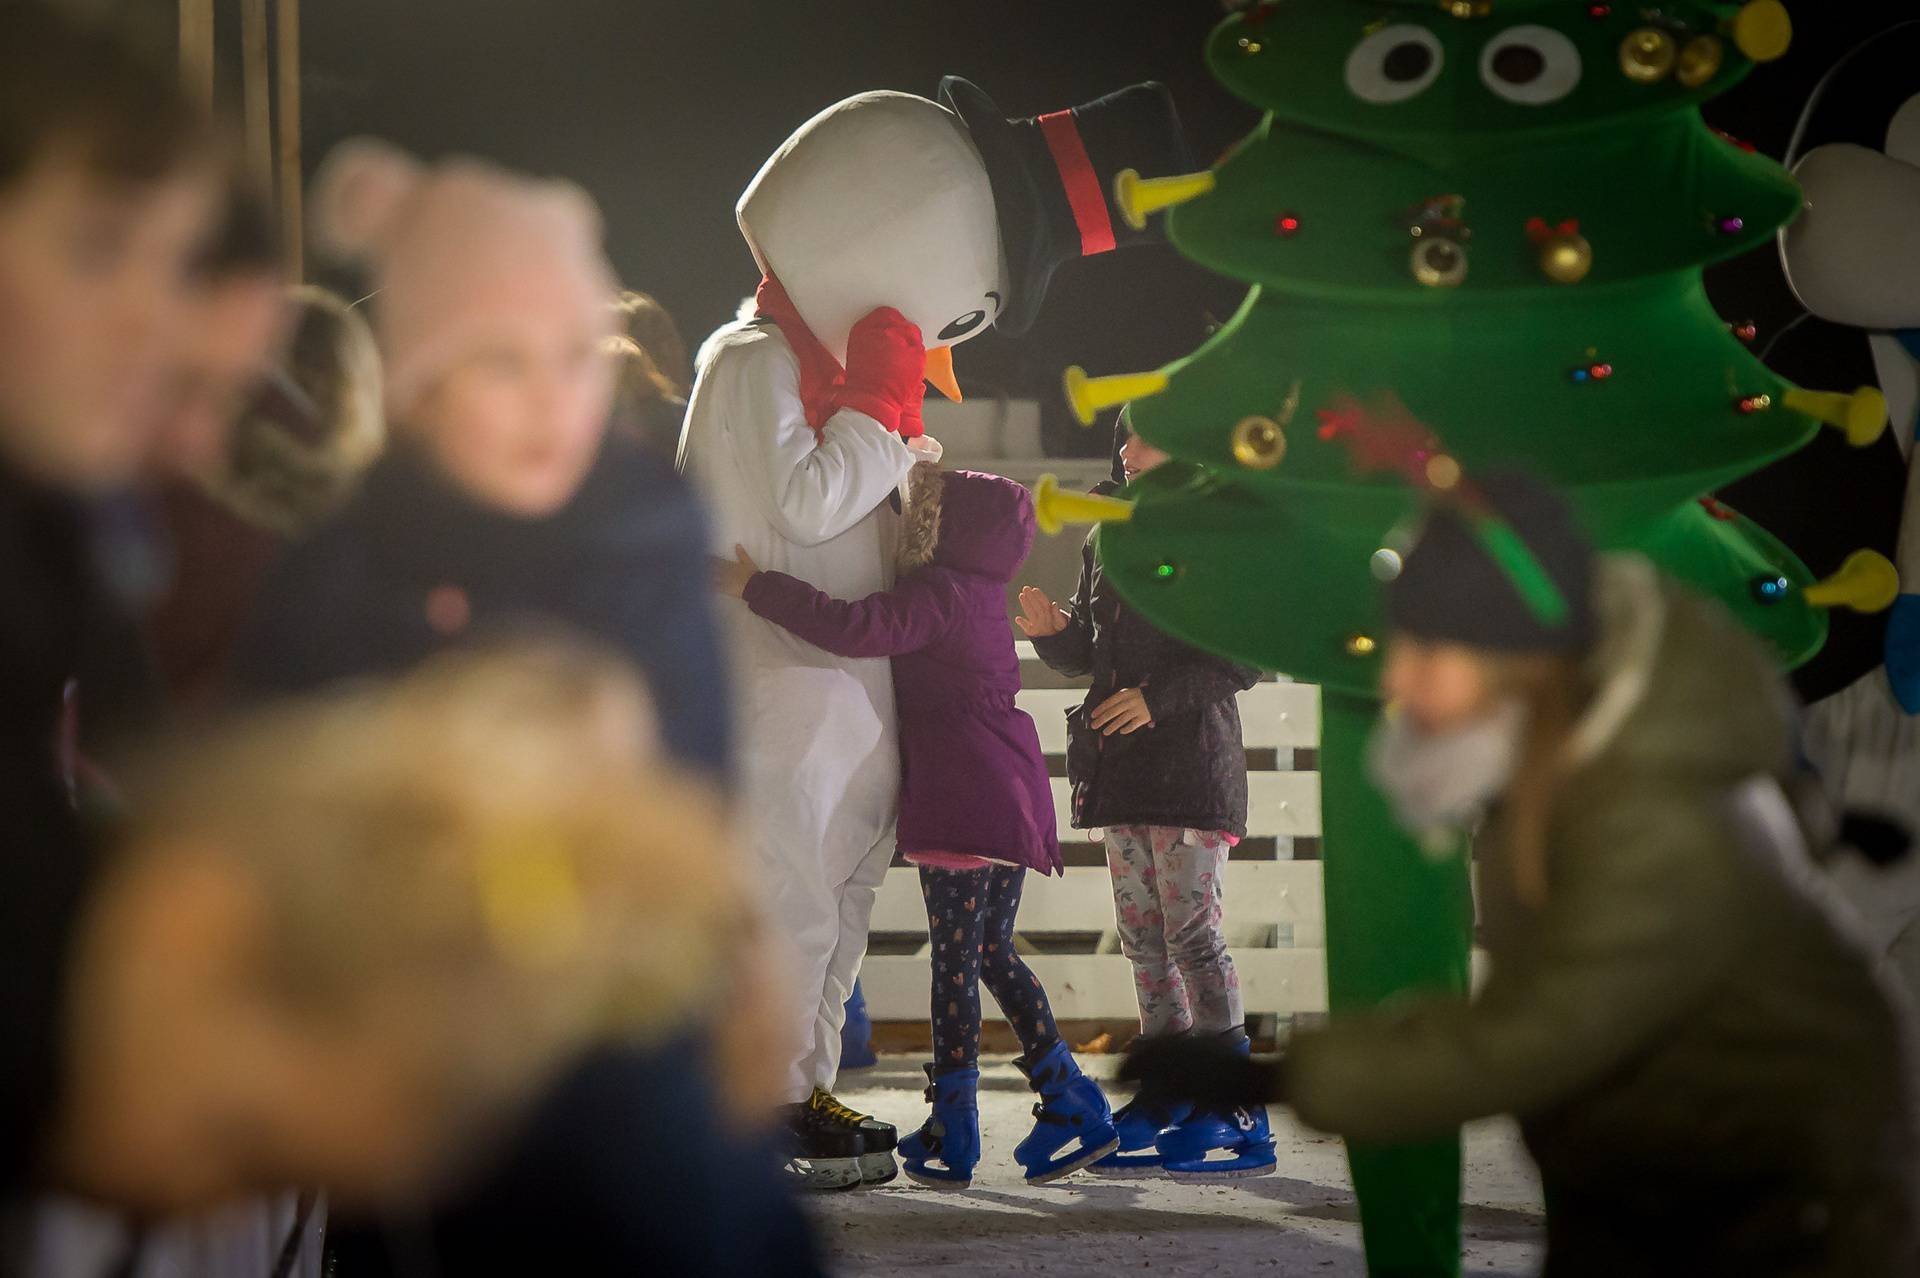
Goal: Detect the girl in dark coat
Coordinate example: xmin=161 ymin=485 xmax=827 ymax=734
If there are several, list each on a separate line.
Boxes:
xmin=232 ymin=146 xmax=727 ymax=779
xmin=230 ymin=142 xmax=803 ymax=1278
xmin=234 ymin=430 xmax=727 ymax=777
xmin=717 ymin=464 xmax=1118 ymax=1189
xmin=1019 ymin=411 xmax=1269 ymax=1179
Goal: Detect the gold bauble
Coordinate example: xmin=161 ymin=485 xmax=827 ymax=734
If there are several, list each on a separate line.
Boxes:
xmin=1425 ymin=454 xmax=1463 ymax=491
xmin=1539 ymin=232 xmax=1594 ymax=285
xmin=1230 ymin=415 xmax=1287 ymax=469
xmin=1619 ymin=27 xmax=1676 ymax=83
xmin=1411 ymin=236 xmax=1469 ymax=288
xmin=1345 ymin=633 xmax=1378 ymax=658
xmin=1674 ymin=35 xmax=1724 ymax=88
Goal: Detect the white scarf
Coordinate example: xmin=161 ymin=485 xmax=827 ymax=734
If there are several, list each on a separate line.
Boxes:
xmin=1367 ymin=700 xmax=1527 ymax=844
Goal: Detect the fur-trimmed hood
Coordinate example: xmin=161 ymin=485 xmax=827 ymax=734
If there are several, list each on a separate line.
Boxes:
xmin=206 ymin=286 xmax=386 ymax=536
xmin=898 ymin=464 xmax=1035 ymax=582
xmin=1565 ymin=552 xmax=1793 ymax=782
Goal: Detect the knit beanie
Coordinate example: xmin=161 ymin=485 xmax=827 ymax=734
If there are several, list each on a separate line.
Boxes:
xmin=1386 ymin=470 xmax=1598 ymax=655
xmin=312 ymin=139 xmax=620 ymax=420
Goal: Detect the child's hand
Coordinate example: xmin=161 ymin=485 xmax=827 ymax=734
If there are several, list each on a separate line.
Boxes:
xmin=1016 ymin=587 xmax=1069 ymax=638
xmin=1091 ymin=687 xmax=1153 ymax=736
xmin=711 ymin=545 xmax=760 ymax=598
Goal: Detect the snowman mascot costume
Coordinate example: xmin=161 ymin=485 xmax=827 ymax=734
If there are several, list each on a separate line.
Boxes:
xmin=1774 ymin=20 xmax=1920 ymax=1003
xmin=679 ymin=77 xmax=1189 ymax=1188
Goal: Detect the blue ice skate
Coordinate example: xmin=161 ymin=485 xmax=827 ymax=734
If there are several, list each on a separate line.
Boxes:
xmin=899 ymin=1064 xmax=979 ymax=1189
xmin=1154 ymin=1042 xmax=1276 ymax=1181
xmin=1012 ymin=1040 xmax=1120 ymax=1184
xmin=1155 ymin=1104 xmax=1277 ymax=1181
xmin=1089 ymin=1093 xmax=1194 ymax=1178
xmin=840 ymin=980 xmax=878 ymax=1070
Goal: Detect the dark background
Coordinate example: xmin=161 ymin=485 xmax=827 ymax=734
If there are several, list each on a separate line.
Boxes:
xmin=187 ymin=1 xmax=1910 ymax=455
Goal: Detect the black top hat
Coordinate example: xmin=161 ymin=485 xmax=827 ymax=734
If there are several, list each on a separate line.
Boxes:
xmin=939 ymin=76 xmax=1193 ymax=337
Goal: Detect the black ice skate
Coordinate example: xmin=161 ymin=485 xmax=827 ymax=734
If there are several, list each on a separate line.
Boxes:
xmin=809 ymin=1087 xmax=899 ymax=1186
xmin=784 ymin=1100 xmax=866 ymax=1192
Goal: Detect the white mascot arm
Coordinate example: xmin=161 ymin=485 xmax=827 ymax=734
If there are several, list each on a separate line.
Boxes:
xmin=722 ymin=337 xmax=913 ymax=548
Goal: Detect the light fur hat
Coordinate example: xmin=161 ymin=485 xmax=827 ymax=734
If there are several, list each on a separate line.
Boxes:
xmin=312 ymin=139 xmax=620 ymax=418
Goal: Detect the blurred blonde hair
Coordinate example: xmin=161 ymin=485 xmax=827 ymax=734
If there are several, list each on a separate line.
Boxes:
xmin=1485 ymin=651 xmax=1589 ymax=908
xmin=120 ymin=637 xmax=743 ymax=1153
xmin=604 ymin=333 xmax=681 ymax=413
xmin=206 ymin=285 xmax=385 ymax=535
xmin=611 ymin=290 xmax=691 ymax=396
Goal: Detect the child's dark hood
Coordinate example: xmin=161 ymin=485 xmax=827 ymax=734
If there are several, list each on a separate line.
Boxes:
xmin=898 ymin=465 xmax=1035 ymax=583
xmin=1109 ymin=409 xmax=1129 ymax=490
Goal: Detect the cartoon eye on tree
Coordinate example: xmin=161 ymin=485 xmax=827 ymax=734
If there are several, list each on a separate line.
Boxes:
xmin=1034 ymin=3 xmax=1896 ymax=1275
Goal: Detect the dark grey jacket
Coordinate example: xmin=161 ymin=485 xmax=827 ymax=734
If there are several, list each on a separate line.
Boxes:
xmin=1031 ymin=454 xmax=1259 ymax=835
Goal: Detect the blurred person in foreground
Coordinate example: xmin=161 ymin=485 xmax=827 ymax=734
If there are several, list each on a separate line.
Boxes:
xmin=33 ymin=267 xmax=384 ymax=1278
xmin=69 ymin=188 xmax=303 ymax=756
xmin=1124 ymin=472 xmax=1919 ymax=1277
xmin=230 ymin=141 xmax=804 ymax=1272
xmin=0 ymin=0 xmax=219 ymax=1233
xmin=234 ymin=139 xmax=728 ymax=780
xmin=39 ymin=641 xmax=815 ymax=1274
xmin=146 ymin=281 xmax=384 ymax=708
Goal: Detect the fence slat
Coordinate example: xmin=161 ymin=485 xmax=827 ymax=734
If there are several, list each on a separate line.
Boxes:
xmin=872 ymin=860 xmax=1324 ymax=948
xmin=861 ymin=948 xmax=1327 ymax=1021
xmin=1040 ymin=772 xmax=1319 ymax=844
xmin=1020 ymin=682 xmax=1318 ymax=753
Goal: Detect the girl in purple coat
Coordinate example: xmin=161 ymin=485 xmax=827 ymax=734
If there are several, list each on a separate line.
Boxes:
xmin=716 ymin=464 xmax=1118 ymax=1188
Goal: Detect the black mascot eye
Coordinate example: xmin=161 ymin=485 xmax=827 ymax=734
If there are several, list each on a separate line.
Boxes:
xmin=1384 ymin=42 xmax=1435 ymax=83
xmin=1491 ymin=44 xmax=1544 ymax=84
xmin=1479 ymin=26 xmax=1581 ymax=105
xmin=1346 ymin=24 xmax=1445 ymax=105
xmin=938 ymin=310 xmax=988 ymax=341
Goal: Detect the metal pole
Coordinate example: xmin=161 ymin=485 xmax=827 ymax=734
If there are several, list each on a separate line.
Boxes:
xmin=178 ymin=0 xmax=215 ymax=110
xmin=275 ymin=0 xmax=303 ymax=281
xmin=240 ymin=0 xmax=273 ymax=187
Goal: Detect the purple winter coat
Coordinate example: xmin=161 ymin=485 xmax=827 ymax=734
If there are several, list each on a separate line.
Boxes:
xmin=742 ymin=468 xmax=1061 ymax=875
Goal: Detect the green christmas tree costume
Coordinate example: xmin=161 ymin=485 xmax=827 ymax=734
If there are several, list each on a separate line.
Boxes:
xmin=1049 ymin=2 xmax=1895 ymax=1273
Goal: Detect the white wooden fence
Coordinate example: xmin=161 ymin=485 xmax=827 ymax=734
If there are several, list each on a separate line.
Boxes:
xmin=860 ymin=644 xmax=1330 ymax=1025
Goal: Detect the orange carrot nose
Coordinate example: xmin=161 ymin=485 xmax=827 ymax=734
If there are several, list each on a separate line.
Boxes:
xmin=924 ymin=345 xmax=962 ymax=402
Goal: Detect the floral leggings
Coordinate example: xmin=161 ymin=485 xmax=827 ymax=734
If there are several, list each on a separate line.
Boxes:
xmin=922 ymin=865 xmax=1061 ymax=1074
xmin=1105 ymin=825 xmax=1244 ymax=1038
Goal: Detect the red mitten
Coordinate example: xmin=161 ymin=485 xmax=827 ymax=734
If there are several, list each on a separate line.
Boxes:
xmin=895 ymin=374 xmax=928 ymax=440
xmin=836 ymin=306 xmax=925 ymax=435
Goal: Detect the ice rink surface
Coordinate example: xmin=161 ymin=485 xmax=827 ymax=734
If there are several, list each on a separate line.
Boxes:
xmin=813 ymin=1056 xmax=1546 ymax=1275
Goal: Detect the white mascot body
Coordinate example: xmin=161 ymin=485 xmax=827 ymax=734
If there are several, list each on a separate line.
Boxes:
xmin=681 ymin=74 xmax=1190 ymax=1186
xmin=679 ymin=91 xmax=1003 ymax=1110
xmin=1779 ymin=35 xmax=1920 ymax=1001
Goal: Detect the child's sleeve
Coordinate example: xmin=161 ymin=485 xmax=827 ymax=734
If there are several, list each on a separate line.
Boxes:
xmin=1144 ymin=636 xmax=1263 ymax=719
xmin=1029 ymin=537 xmax=1097 ymax=677
xmin=742 ymin=571 xmax=954 ymax=659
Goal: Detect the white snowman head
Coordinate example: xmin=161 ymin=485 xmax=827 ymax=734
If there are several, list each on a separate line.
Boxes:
xmin=1780 ymin=23 xmax=1920 ymax=334
xmin=738 ymin=91 xmax=1007 ymax=368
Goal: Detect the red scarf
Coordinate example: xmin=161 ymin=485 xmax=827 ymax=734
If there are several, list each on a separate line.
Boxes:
xmin=754 ymin=275 xmax=844 ymax=434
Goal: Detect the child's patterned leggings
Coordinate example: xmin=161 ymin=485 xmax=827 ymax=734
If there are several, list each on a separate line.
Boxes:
xmin=921 ymin=865 xmax=1061 ymax=1074
xmin=1105 ymin=825 xmax=1244 ymax=1039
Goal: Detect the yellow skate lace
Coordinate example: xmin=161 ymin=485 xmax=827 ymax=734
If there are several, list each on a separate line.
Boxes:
xmin=810 ymin=1088 xmax=875 ymax=1126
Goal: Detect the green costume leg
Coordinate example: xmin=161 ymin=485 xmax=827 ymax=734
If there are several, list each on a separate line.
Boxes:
xmin=1317 ymin=690 xmax=1474 ymax=1278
